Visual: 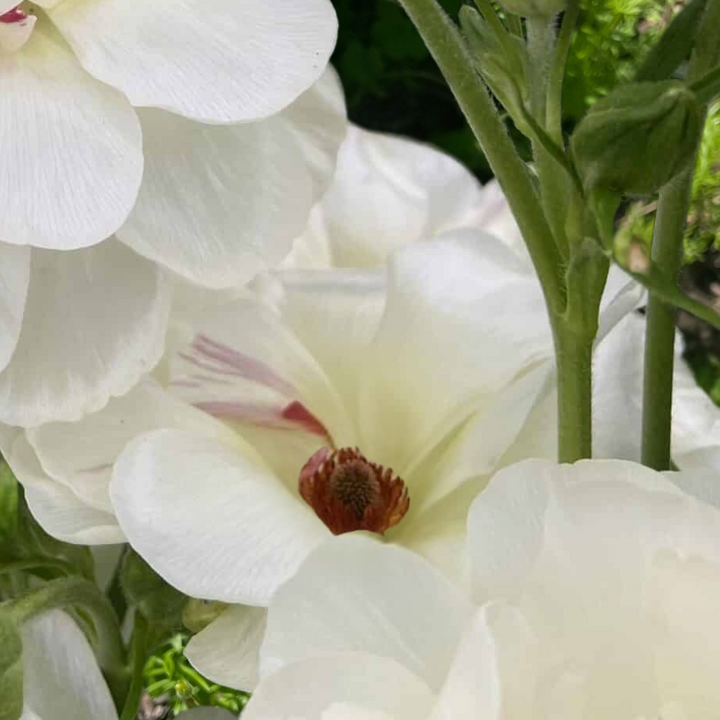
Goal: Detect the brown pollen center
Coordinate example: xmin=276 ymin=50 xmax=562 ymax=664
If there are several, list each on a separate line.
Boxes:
xmin=298 ymin=447 xmax=410 ymax=536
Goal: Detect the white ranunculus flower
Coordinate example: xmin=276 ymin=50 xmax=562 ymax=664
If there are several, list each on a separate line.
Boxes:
xmin=19 ymin=609 xmax=118 ymax=720
xmin=0 ymin=0 xmax=337 ymax=249
xmin=241 ymin=459 xmax=720 ymax=719
xmin=0 ymin=64 xmax=346 ymax=427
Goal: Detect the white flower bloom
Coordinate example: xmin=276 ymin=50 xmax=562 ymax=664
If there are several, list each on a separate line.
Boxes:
xmin=242 ymin=459 xmax=720 ymax=720
xmin=0 ymin=65 xmax=345 ymax=427
xmin=0 ymin=0 xmax=337 ymax=249
xmin=20 ymin=610 xmax=118 ymax=720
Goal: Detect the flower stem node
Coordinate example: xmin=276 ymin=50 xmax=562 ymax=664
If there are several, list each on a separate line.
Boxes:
xmin=571 ymin=80 xmax=703 ymax=197
xmin=299 ymin=447 xmax=410 ymax=536
xmin=498 ymin=0 xmax=567 ymax=18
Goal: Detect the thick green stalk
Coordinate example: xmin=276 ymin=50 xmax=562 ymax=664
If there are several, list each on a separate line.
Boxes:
xmin=397 ymin=0 xmax=600 ymax=462
xmin=396 ymin=0 xmax=565 ymax=315
xmin=641 ymin=0 xmax=720 ymax=470
xmin=555 ymin=329 xmax=593 ymax=462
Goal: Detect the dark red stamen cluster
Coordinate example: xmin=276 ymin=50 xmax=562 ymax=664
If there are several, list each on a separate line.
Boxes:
xmin=299 ymin=447 xmax=410 ymax=536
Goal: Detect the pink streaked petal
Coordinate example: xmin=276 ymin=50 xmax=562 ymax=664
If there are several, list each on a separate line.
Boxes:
xmin=0 ymin=7 xmax=27 ymax=23
xmin=195 ymin=400 xmax=331 ymax=441
xmin=183 ymin=334 xmax=297 ymax=396
xmin=281 ymin=401 xmax=331 ymax=438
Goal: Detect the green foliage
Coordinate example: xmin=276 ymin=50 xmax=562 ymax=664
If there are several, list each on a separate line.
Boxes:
xmin=144 ymin=634 xmax=249 ymax=716
xmin=564 ymin=0 xmax=674 ymax=122
xmin=120 ymin=550 xmax=187 ymax=636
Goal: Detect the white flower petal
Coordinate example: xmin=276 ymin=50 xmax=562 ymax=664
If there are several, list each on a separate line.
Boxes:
xmin=1 ymin=427 xmax=123 ymax=544
xmin=0 ymin=244 xmax=30 ymax=372
xmin=430 ymin=603 xmax=539 ymax=720
xmin=467 ymin=458 xmax=685 ymax=604
xmin=117 ymin=71 xmax=345 ymax=289
xmin=111 ymin=429 xmax=329 ymax=605
xmin=21 ymin=610 xmax=118 ymax=720
xmin=593 ymin=312 xmax=720 ymax=467
xmin=168 ymin=294 xmax=352 ymax=460
xmin=26 ymin=379 xmax=233 ymax=517
xmin=298 ymin=125 xmax=487 ymax=268
xmin=0 ymin=24 xmax=142 ymax=248
xmin=48 ymin=0 xmax=338 ymax=123
xmin=0 ymin=241 xmax=171 ymax=427
xmin=358 ymin=233 xmax=551 ymax=470
xmin=261 ymin=535 xmax=474 ymax=691
xmin=185 ymin=605 xmax=267 ymax=692
xmin=245 ymin=653 xmax=433 ymax=720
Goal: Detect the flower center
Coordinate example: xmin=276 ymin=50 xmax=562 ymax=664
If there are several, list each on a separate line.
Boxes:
xmin=0 ymin=4 xmax=36 ymax=54
xmin=299 ymin=447 xmax=410 ymax=536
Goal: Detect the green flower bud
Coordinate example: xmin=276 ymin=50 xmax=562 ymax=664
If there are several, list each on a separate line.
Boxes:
xmin=499 ymin=0 xmax=567 ymax=18
xmin=571 ymin=80 xmax=702 ymax=196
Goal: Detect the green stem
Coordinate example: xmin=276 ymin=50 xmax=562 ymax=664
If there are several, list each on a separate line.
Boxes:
xmin=3 ymin=577 xmax=128 ymax=703
xmin=396 ymin=0 xmax=565 ymax=315
xmin=119 ymin=613 xmax=150 ymax=720
xmin=555 ymin=329 xmax=594 ymax=462
xmin=641 ymin=0 xmax=720 ymax=471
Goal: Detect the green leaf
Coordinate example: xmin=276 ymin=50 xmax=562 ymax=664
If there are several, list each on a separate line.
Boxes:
xmin=120 ymin=550 xmax=187 ymax=633
xmin=0 ymin=612 xmax=23 ymax=720
xmin=13 ymin=495 xmax=94 ymax=581
xmin=634 ymin=0 xmax=708 ymax=83
xmin=0 ymin=463 xmax=18 ymax=561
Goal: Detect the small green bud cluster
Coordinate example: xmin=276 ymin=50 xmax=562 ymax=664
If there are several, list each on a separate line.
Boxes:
xmin=571 ymin=80 xmax=702 ymax=196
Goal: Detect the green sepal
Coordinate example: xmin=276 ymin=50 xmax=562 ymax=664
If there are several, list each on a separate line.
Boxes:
xmin=182 ymin=599 xmax=229 ymax=634
xmin=634 ymin=0 xmax=708 ymax=83
xmin=13 ymin=495 xmax=94 ymax=581
xmin=459 ymin=6 xmax=532 ymax=136
xmin=120 ymin=550 xmax=187 ymax=634
xmin=0 ymin=612 xmax=23 ymax=720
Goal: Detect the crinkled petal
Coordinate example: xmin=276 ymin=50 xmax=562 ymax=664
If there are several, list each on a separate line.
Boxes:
xmin=296 ymin=125 xmax=487 ymax=268
xmin=186 ymin=605 xmax=267 ymax=692
xmin=111 ymin=429 xmax=329 ymax=605
xmin=261 ymin=535 xmax=474 ymax=691
xmin=430 ymin=603 xmax=539 ymax=720
xmin=1 ymin=427 xmax=123 ymax=544
xmin=0 ymin=241 xmax=171 ymax=427
xmin=26 ymin=379 xmax=234 ymax=516
xmin=21 ymin=610 xmax=118 ymax=720
xmin=117 ymin=70 xmax=345 ymax=289
xmin=47 ymin=0 xmax=338 ymax=123
xmin=0 ymin=24 xmax=142 ymax=248
xmin=245 ymin=653 xmax=433 ymax=720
